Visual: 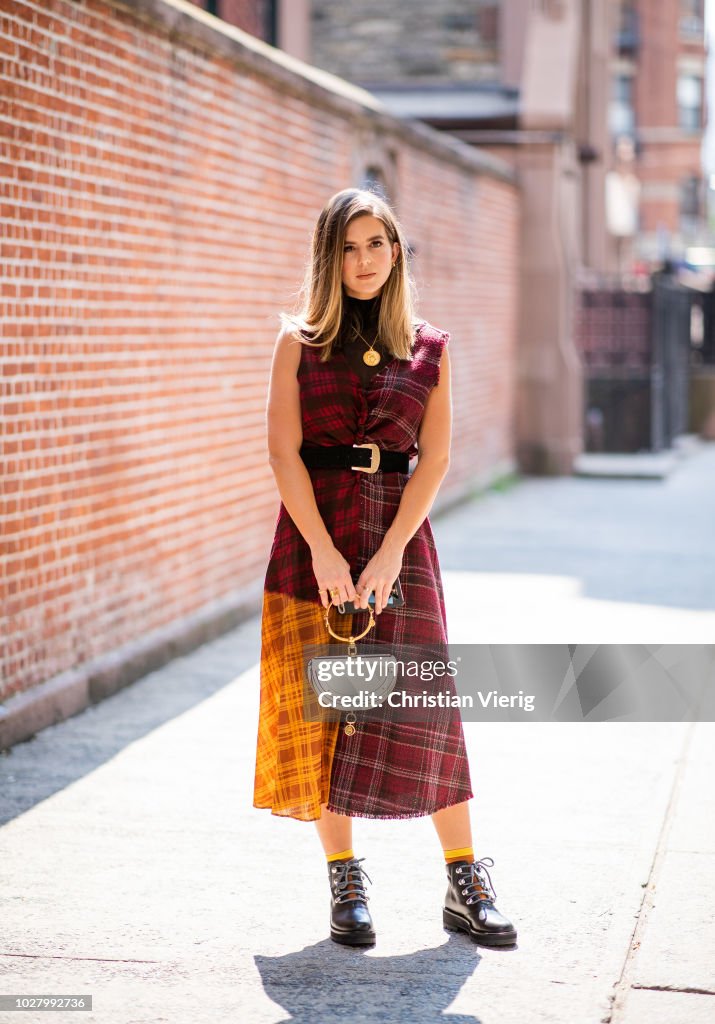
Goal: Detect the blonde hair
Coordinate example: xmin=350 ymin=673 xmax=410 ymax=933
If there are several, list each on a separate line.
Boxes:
xmin=280 ymin=187 xmax=419 ymax=362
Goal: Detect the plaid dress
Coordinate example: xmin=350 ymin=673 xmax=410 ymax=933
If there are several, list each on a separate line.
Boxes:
xmin=252 ymin=319 xmax=474 ymax=821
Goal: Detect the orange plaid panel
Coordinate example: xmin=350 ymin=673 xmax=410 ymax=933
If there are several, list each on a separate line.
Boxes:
xmin=253 ymin=590 xmax=351 ymax=821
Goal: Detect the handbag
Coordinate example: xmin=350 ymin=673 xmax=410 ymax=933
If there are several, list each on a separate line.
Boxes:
xmin=305 ymin=595 xmax=400 ymax=736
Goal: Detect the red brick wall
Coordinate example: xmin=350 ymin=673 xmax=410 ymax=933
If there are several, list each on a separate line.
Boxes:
xmin=0 ymin=0 xmax=518 ymax=702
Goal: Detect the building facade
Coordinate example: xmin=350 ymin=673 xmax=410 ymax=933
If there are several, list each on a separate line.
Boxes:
xmin=610 ymin=0 xmax=708 ymax=264
xmin=204 ymin=0 xmax=710 ymax=273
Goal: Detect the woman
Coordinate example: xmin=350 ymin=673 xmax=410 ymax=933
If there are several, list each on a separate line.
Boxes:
xmin=253 ymin=187 xmax=516 ymax=949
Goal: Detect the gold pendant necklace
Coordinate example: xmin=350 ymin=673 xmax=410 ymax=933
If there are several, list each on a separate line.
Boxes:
xmin=354 ymin=325 xmax=381 ymax=366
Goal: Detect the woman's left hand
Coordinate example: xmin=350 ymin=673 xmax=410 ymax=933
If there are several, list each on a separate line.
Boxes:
xmin=355 ymin=542 xmax=404 ymax=614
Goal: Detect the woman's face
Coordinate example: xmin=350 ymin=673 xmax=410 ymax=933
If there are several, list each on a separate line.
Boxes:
xmin=341 ymin=214 xmax=400 ymax=299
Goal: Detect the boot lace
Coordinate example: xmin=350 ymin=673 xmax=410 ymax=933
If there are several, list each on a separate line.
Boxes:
xmin=455 ymin=856 xmax=497 ymax=906
xmin=330 ymin=857 xmax=372 ymax=905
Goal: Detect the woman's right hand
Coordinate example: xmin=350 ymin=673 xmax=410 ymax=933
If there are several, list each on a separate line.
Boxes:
xmin=312 ymin=540 xmax=359 ymax=609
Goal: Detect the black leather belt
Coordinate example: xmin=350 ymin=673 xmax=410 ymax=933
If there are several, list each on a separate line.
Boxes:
xmin=300 ymin=443 xmax=410 ymax=474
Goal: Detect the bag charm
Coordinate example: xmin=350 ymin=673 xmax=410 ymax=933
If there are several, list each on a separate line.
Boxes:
xmin=323 ymin=609 xmax=374 ymax=736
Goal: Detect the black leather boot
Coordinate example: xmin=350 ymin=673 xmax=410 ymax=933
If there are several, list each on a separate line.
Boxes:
xmin=328 ymin=856 xmax=376 ymax=946
xmin=443 ymin=856 xmax=517 ymax=947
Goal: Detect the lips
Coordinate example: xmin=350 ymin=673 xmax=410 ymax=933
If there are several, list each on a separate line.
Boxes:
xmin=357 ymin=273 xmax=376 ymax=278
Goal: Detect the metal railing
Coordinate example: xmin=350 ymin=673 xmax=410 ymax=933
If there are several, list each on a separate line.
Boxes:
xmin=576 ymin=271 xmax=699 ymax=453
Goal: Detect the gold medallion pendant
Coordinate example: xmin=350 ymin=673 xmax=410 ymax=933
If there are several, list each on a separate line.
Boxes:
xmin=363 ymin=349 xmax=381 ymax=367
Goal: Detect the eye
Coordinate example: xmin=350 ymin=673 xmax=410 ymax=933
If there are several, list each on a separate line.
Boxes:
xmin=343 ymin=241 xmax=384 ymax=252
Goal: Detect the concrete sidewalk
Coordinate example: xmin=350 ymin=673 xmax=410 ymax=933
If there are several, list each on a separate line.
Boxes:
xmin=1 ymin=442 xmax=714 ymax=1024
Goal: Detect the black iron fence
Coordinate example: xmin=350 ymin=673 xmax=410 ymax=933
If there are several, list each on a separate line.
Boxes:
xmin=699 ymin=283 xmax=715 ymax=364
xmin=576 ymin=272 xmax=702 ymax=453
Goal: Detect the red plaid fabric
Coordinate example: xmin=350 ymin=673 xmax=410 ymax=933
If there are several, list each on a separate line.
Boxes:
xmin=253 ymin=321 xmax=473 ymax=820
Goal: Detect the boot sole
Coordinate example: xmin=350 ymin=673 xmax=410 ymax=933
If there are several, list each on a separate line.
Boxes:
xmin=443 ymin=908 xmax=517 ymax=947
xmin=330 ymin=929 xmax=376 ymax=946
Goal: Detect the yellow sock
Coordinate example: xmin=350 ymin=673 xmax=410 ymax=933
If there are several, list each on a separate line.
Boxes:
xmin=444 ymin=845 xmax=474 ymax=864
xmin=327 ymin=847 xmax=354 ymax=862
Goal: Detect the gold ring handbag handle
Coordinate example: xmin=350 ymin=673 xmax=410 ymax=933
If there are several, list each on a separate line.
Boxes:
xmin=323 ymin=596 xmax=375 ymax=643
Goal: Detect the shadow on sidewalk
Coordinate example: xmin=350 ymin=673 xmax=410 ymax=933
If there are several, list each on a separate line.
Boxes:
xmin=254 ymin=931 xmax=515 ymax=1023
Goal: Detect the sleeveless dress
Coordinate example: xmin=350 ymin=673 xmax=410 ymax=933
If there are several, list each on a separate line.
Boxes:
xmin=252 ymin=296 xmax=474 ymax=821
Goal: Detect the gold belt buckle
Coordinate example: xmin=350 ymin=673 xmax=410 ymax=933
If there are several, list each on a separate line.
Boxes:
xmin=351 ymin=442 xmax=380 ymax=473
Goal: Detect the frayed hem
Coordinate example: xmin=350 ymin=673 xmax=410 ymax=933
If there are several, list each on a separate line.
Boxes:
xmin=253 ymin=791 xmax=475 ymax=823
xmin=325 ymin=791 xmax=474 ymax=821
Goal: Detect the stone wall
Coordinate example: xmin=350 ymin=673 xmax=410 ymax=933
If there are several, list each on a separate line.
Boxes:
xmin=310 ymin=0 xmax=500 ymax=84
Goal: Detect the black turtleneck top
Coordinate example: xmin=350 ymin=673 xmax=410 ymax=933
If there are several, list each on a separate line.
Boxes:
xmin=336 ymin=291 xmax=391 ymax=387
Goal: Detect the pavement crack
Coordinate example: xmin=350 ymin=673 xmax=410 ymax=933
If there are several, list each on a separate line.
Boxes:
xmin=631 ymin=983 xmax=715 ymax=996
xmin=607 ymin=721 xmax=697 ymax=1024
xmin=0 ymin=952 xmax=162 ymax=964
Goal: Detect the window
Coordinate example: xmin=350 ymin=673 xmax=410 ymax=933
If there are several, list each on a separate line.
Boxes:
xmin=679 ymin=174 xmax=701 ymax=218
xmin=609 ymin=74 xmax=636 ymax=137
xmin=679 ymin=0 xmax=704 ymax=41
xmin=476 ymin=1 xmax=499 ymax=48
xmin=677 ymin=73 xmax=703 ymax=131
xmin=264 ymin=0 xmax=278 ymax=46
xmin=617 ymin=1 xmax=639 ymax=54
xmin=679 ymin=174 xmax=702 ymax=238
xmin=362 ymin=166 xmax=390 ymax=201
